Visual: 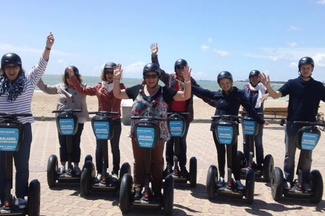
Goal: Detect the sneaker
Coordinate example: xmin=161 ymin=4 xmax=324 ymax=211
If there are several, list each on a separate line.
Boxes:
xmin=284 ymin=181 xmax=292 ymax=190
xmin=73 ymin=166 xmax=81 ymax=175
xmin=303 ymin=183 xmax=312 ymax=192
xmin=111 ymin=171 xmax=118 ymax=179
xmin=236 ymin=180 xmax=244 ymax=190
xmin=216 ymin=177 xmax=225 ymax=187
xmin=15 ymin=198 xmax=27 ymax=209
xmin=133 ymin=189 xmax=142 ymax=200
xmin=163 ymin=165 xmax=173 ymax=176
xmin=180 ymin=167 xmax=189 ymax=178
xmin=58 ymin=166 xmax=65 ymax=174
xmin=96 ymin=173 xmax=102 ymax=182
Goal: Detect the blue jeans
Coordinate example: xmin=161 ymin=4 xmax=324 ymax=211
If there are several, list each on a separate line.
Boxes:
xmin=96 ymin=118 xmax=121 ymax=174
xmin=243 ymin=124 xmax=264 ymax=167
xmin=58 ymin=123 xmax=84 ymax=163
xmin=0 ymin=123 xmax=32 ymax=200
xmin=284 ymin=121 xmax=312 ymax=183
xmin=165 ymin=123 xmax=190 ymax=168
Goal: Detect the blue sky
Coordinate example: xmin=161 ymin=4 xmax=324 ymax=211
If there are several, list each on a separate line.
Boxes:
xmin=1 ymin=0 xmax=325 ymax=82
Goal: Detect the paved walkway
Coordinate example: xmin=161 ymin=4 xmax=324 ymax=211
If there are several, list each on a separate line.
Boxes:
xmin=21 ymin=120 xmax=325 ymax=215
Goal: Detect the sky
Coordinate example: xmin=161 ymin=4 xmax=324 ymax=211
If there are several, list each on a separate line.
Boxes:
xmin=1 ymin=0 xmax=325 ymax=82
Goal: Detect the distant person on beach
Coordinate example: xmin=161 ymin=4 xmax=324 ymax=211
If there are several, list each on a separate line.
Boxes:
xmin=37 ymin=66 xmax=88 ymax=177
xmin=150 ymin=43 xmax=200 ymax=177
xmin=67 ymin=62 xmax=126 ymax=180
xmin=0 ymin=32 xmax=54 ymax=209
xmin=259 ymin=56 xmax=325 ymax=191
xmin=113 ymin=63 xmax=191 ymax=200
xmin=242 ymin=70 xmax=268 ymax=171
xmin=192 ymin=71 xmax=268 ymax=190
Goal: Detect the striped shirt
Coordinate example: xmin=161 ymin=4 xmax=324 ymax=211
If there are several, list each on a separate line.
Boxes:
xmin=0 ymin=57 xmax=48 ymax=124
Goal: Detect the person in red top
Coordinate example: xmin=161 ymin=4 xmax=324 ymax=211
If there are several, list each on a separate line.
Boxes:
xmin=150 ymin=43 xmax=200 ymax=177
xmin=67 ymin=62 xmax=126 ymax=179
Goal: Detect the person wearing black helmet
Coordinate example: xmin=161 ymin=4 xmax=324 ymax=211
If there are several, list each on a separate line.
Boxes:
xmin=260 ymin=56 xmax=325 ymax=192
xmin=150 ymin=43 xmax=200 ymax=177
xmin=66 ymin=62 xmax=126 ymax=180
xmin=113 ymin=63 xmax=191 ymax=200
xmin=0 ymin=32 xmax=54 ymax=209
xmin=242 ymin=70 xmax=268 ymax=171
xmin=192 ymin=71 xmax=268 ymax=190
xmin=37 ymin=65 xmax=89 ymax=176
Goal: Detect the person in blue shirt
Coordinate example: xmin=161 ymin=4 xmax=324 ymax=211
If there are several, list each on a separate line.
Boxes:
xmin=242 ymin=70 xmax=268 ymax=171
xmin=192 ymin=71 xmax=268 ymax=190
xmin=259 ymin=57 xmax=325 ymax=191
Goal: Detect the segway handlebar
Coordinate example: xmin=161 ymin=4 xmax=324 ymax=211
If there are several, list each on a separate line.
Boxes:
xmin=167 ymin=112 xmax=190 ymax=116
xmin=52 ymin=109 xmax=82 ymax=113
xmin=89 ymin=111 xmax=119 ymax=115
xmin=0 ymin=113 xmax=32 ymax=117
xmin=212 ymin=114 xmax=241 ymax=122
xmin=131 ymin=115 xmax=166 ymax=121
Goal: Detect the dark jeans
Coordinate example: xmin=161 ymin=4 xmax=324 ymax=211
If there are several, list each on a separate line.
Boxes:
xmin=165 ymin=123 xmax=190 ymax=168
xmin=58 ymin=123 xmax=84 ymax=163
xmin=132 ymin=138 xmax=164 ymax=193
xmin=212 ymin=131 xmax=240 ymax=180
xmin=284 ymin=121 xmax=312 ymax=183
xmin=243 ymin=124 xmax=264 ymax=166
xmin=0 ymin=123 xmax=32 ymax=200
xmin=96 ymin=118 xmax=121 ymax=174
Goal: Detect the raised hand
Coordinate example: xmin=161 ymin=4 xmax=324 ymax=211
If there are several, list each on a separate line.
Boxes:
xmin=150 ymin=43 xmax=158 ymax=55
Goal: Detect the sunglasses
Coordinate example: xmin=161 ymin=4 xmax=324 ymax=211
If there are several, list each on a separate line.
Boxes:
xmin=176 ymin=66 xmax=184 ymax=70
xmin=4 ymin=65 xmax=20 ymax=70
xmin=144 ymin=74 xmax=158 ymax=79
xmin=105 ymin=70 xmax=114 ymax=75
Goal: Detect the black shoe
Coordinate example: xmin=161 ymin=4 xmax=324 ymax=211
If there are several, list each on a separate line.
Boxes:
xmin=111 ymin=170 xmax=118 ymax=179
xmin=180 ymin=167 xmax=189 ymax=178
xmin=236 ymin=180 xmax=244 ymax=190
xmin=216 ymin=177 xmax=225 ymax=187
xmin=133 ymin=189 xmax=142 ymax=200
xmin=303 ymin=183 xmax=312 ymax=192
xmin=163 ymin=165 xmax=172 ymax=176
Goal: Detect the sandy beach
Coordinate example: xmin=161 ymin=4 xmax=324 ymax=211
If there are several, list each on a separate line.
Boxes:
xmin=31 ymin=91 xmax=325 ymax=119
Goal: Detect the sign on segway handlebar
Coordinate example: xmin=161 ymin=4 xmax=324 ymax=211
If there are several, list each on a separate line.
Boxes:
xmin=0 ymin=113 xmax=32 ymax=152
xmin=167 ymin=112 xmax=189 ymax=137
xmin=53 ymin=109 xmax=80 ymax=135
xmin=242 ymin=116 xmax=259 ymax=136
xmin=90 ymin=111 xmax=118 ymax=140
xmin=212 ymin=115 xmax=239 ymax=145
xmin=294 ymin=120 xmax=325 ymax=151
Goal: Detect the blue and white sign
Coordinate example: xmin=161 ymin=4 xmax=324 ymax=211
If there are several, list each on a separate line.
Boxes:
xmin=243 ymin=120 xmax=256 ymax=135
xmin=136 ymin=127 xmax=155 ymax=148
xmin=93 ymin=121 xmax=110 ymax=140
xmin=301 ymin=132 xmax=319 ymax=150
xmin=169 ymin=120 xmax=183 ymax=137
xmin=59 ymin=118 xmax=75 ymax=135
xmin=217 ymin=126 xmax=233 ymax=145
xmin=0 ymin=128 xmax=19 ymax=151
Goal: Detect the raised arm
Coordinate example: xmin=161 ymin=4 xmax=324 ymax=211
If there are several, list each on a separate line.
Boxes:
xmin=113 ymin=64 xmax=129 ymax=99
xmin=42 ymin=32 xmax=54 ymax=61
xmin=259 ymin=73 xmax=282 ymax=99
xmin=37 ymin=78 xmax=59 ymax=94
xmin=150 ymin=43 xmax=170 ymax=85
xmin=173 ymin=66 xmax=191 ymax=101
xmin=66 ymin=68 xmax=97 ymax=95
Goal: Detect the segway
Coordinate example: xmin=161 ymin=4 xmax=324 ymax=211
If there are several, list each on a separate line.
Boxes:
xmin=80 ymin=111 xmax=130 ymax=196
xmin=167 ymin=112 xmax=197 ymax=187
xmin=47 ymin=109 xmax=87 ymax=188
xmin=119 ymin=115 xmax=174 ymax=215
xmin=0 ymin=113 xmax=40 ymax=215
xmin=206 ymin=115 xmax=255 ymax=204
xmin=237 ymin=115 xmax=274 ymax=182
xmin=271 ymin=119 xmax=325 ymax=203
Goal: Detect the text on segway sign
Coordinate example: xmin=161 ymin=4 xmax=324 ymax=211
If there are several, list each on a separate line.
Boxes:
xmin=0 ymin=128 xmax=19 ymax=151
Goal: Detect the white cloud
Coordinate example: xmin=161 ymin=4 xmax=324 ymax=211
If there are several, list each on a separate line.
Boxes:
xmin=316 ymin=0 xmax=325 ymax=5
xmin=213 ymin=49 xmax=230 ymax=57
xmin=123 ymin=61 xmax=146 ymax=75
xmin=200 ymin=44 xmax=209 ymax=51
xmin=208 ymin=38 xmax=213 ymax=43
xmin=288 ymin=42 xmax=298 ymax=47
xmin=287 ymin=26 xmax=300 ymax=31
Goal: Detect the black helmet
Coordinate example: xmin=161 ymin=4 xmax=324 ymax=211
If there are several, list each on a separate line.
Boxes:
xmin=298 ymin=57 xmax=314 ymax=70
xmin=1 ymin=53 xmax=22 ymax=70
xmin=104 ymin=62 xmax=116 ymax=69
xmin=174 ymin=59 xmax=188 ymax=72
xmin=143 ymin=63 xmax=160 ymax=79
xmin=217 ymin=71 xmax=233 ymax=83
xmin=65 ymin=66 xmax=79 ymax=75
xmin=249 ymin=70 xmax=260 ymax=78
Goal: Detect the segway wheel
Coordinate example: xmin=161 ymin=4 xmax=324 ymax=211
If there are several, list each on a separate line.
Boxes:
xmin=119 ymin=162 xmax=131 ymax=181
xmin=271 ymin=167 xmax=284 ymax=201
xmin=245 ymin=168 xmax=255 ymax=204
xmin=163 ymin=174 xmax=174 ymax=215
xmin=237 ymin=150 xmax=246 ymax=168
xmin=80 ymin=160 xmax=93 ymax=196
xmin=262 ymin=154 xmax=274 ymax=182
xmin=119 ymin=173 xmax=133 ymax=213
xmin=189 ymin=157 xmax=197 ymax=188
xmin=27 ymin=179 xmax=40 ymax=216
xmin=206 ymin=165 xmax=218 ymax=199
xmin=47 ymin=154 xmax=58 ymax=188
xmin=310 ymin=170 xmax=323 ymax=203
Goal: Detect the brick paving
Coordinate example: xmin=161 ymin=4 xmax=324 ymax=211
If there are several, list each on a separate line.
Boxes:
xmin=21 ymin=120 xmax=325 ymax=215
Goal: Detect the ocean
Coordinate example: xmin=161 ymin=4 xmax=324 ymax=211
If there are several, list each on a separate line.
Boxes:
xmin=38 ymin=74 xmax=287 ymax=101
